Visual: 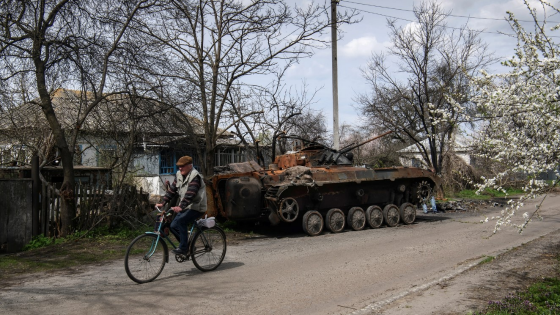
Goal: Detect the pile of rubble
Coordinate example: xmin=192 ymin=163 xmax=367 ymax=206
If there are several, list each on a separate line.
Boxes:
xmin=437 ymin=199 xmax=505 ymax=212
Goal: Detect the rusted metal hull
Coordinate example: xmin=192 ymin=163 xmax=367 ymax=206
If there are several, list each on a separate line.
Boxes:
xmin=208 ymin=162 xmax=440 ymax=224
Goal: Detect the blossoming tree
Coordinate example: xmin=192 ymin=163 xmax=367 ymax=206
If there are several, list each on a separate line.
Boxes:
xmin=449 ymin=0 xmax=560 ymax=233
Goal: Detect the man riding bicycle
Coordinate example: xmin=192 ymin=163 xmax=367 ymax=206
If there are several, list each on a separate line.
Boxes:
xmin=156 ymin=155 xmax=207 ymax=255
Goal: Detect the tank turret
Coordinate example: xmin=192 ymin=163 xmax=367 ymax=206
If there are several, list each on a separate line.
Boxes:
xmin=271 ymin=131 xmax=392 ymax=169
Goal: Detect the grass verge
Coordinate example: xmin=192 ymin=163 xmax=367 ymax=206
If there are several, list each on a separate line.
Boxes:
xmin=0 ymin=226 xmax=147 ymax=283
xmin=452 ymin=188 xmax=525 ymax=200
xmin=474 ymin=252 xmax=560 ymax=315
xmin=475 ymin=278 xmax=560 ymax=314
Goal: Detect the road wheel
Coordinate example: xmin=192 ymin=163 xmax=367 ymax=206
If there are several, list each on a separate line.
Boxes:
xmin=366 ymin=205 xmax=383 ymax=228
xmin=383 ymin=204 xmax=400 ymax=227
xmin=347 ymin=207 xmax=366 ymax=231
xmin=326 ymin=208 xmax=345 ymax=233
xmin=278 ymin=197 xmax=299 ymax=223
xmin=417 ymin=181 xmax=433 ymax=200
xmin=399 ymin=202 xmax=416 ymax=225
xmin=302 ymin=211 xmax=323 ymax=236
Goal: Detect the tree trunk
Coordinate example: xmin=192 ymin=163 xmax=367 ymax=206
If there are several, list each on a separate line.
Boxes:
xmin=35 ymin=57 xmax=76 ymax=236
xmin=203 ymin=139 xmax=215 ymax=177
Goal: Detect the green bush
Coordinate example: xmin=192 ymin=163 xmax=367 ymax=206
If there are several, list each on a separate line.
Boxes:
xmin=22 ymin=235 xmax=53 ymax=251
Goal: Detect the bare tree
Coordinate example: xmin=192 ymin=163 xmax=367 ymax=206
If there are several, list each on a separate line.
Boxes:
xmin=137 ymin=0 xmax=356 ymax=175
xmin=355 ymin=1 xmax=494 ymax=174
xmin=240 ymin=75 xmax=327 ymax=157
xmin=0 ymin=0 xmax=154 ymax=235
xmin=221 ymin=73 xmax=328 ymax=167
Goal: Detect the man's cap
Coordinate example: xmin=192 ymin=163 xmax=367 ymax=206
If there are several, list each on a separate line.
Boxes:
xmin=176 ymin=155 xmax=193 ymax=166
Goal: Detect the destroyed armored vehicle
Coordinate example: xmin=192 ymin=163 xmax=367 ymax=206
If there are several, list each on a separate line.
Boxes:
xmin=206 ymin=134 xmax=441 ymax=236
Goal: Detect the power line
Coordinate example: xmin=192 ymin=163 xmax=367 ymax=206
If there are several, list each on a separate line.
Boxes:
xmin=339 ymin=4 xmax=517 ymax=37
xmin=342 ymin=0 xmax=560 ymax=24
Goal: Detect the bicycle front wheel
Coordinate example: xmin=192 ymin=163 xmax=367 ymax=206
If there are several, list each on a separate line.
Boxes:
xmin=191 ymin=227 xmax=227 ymax=272
xmin=125 ymin=234 xmax=167 ymax=283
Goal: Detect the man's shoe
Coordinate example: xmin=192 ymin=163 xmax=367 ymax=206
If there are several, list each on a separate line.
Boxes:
xmin=172 ymin=248 xmax=188 ymax=255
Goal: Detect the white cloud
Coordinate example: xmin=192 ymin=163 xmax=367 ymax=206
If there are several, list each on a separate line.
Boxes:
xmin=340 ymin=36 xmax=385 ymax=57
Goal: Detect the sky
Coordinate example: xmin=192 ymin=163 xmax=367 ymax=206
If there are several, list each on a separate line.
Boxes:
xmin=282 ymin=0 xmax=560 ymax=134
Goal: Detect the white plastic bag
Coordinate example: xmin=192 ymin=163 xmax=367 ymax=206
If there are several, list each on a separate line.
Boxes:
xmin=198 ymin=216 xmax=215 ymax=228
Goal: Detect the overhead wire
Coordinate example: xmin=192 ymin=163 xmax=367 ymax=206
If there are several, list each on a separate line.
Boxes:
xmin=342 ymin=0 xmax=560 ymax=24
xmin=338 ymin=4 xmax=517 ymax=37
xmin=339 ymin=1 xmax=560 ymax=38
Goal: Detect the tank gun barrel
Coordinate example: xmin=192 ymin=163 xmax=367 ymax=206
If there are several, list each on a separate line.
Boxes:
xmin=339 ymin=131 xmax=393 ymax=154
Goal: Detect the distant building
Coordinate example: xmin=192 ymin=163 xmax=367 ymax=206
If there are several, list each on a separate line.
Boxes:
xmin=0 ymin=89 xmax=252 ymax=196
xmin=397 ymin=134 xmax=474 ymax=169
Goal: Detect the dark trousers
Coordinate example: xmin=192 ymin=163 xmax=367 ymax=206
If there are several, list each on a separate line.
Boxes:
xmin=170 ymin=209 xmax=201 ymax=251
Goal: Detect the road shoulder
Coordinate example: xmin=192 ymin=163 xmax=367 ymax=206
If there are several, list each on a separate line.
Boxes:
xmin=374 ymin=228 xmax=560 ymax=315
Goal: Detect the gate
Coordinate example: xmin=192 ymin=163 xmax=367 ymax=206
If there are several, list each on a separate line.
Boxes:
xmin=0 ymin=179 xmax=33 ymax=253
xmin=0 ymin=156 xmax=149 ymax=253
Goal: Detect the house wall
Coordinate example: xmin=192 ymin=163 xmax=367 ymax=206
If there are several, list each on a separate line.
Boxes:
xmin=132 ymin=153 xmax=159 ymax=175
xmin=132 ymin=153 xmax=165 ymax=197
xmin=133 ymin=174 xmax=174 ymax=197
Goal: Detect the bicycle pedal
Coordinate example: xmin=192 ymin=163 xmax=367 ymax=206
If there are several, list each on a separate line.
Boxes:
xmin=175 ymin=253 xmax=188 ymax=263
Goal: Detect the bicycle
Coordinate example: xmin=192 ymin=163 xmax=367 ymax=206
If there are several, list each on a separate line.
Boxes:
xmin=124 ymin=206 xmax=227 ymax=284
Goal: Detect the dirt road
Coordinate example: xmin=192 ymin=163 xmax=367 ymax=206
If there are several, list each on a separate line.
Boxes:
xmin=1 ymin=194 xmax=559 ymax=315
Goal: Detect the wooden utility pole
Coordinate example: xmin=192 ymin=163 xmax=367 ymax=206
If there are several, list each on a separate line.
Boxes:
xmin=331 ymin=0 xmax=340 ymax=150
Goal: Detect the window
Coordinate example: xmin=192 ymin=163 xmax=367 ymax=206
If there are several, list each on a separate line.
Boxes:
xmin=160 ymin=149 xmax=176 ymax=174
xmin=160 ymin=148 xmax=201 ymax=174
xmin=0 ymin=145 xmax=28 ymax=166
xmin=215 ymin=147 xmax=245 ymax=166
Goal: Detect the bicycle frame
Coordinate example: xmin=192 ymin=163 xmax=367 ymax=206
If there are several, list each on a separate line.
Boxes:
xmin=149 ymin=207 xmax=200 ymax=256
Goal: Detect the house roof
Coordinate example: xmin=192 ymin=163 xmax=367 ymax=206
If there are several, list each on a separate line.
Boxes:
xmin=0 ymin=89 xmax=234 ymax=144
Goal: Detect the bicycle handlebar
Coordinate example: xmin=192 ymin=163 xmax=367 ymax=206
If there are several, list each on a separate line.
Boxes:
xmin=155 ymin=205 xmax=174 ymax=216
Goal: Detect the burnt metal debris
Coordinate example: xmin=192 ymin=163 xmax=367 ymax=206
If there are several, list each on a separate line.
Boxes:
xmin=205 ymin=133 xmax=442 ymax=236
xmin=438 ymin=200 xmax=505 ymax=212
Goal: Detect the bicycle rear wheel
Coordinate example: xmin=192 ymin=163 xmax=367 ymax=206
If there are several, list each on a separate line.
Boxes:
xmin=191 ymin=226 xmax=227 ymax=272
xmin=125 ymin=234 xmax=167 ymax=283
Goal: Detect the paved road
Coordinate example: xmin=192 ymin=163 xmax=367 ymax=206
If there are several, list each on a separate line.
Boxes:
xmin=1 ymin=194 xmax=560 ymax=315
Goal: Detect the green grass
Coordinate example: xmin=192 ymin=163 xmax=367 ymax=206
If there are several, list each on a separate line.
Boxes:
xmin=22 ymin=225 xmax=151 ymax=251
xmin=220 ymin=220 xmax=238 ymax=232
xmin=479 ymin=256 xmax=495 ymax=265
xmin=453 ymin=188 xmax=525 ymax=200
xmin=0 ymin=225 xmax=149 ymax=280
xmin=475 ymin=278 xmax=560 ymax=314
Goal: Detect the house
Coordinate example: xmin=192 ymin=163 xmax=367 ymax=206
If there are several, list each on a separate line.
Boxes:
xmin=0 ymin=89 xmax=252 ymax=196
xmin=397 ymin=133 xmax=474 ymax=169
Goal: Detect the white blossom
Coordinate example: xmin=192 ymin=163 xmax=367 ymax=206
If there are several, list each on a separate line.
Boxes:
xmin=447 ymin=0 xmax=560 ymax=233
